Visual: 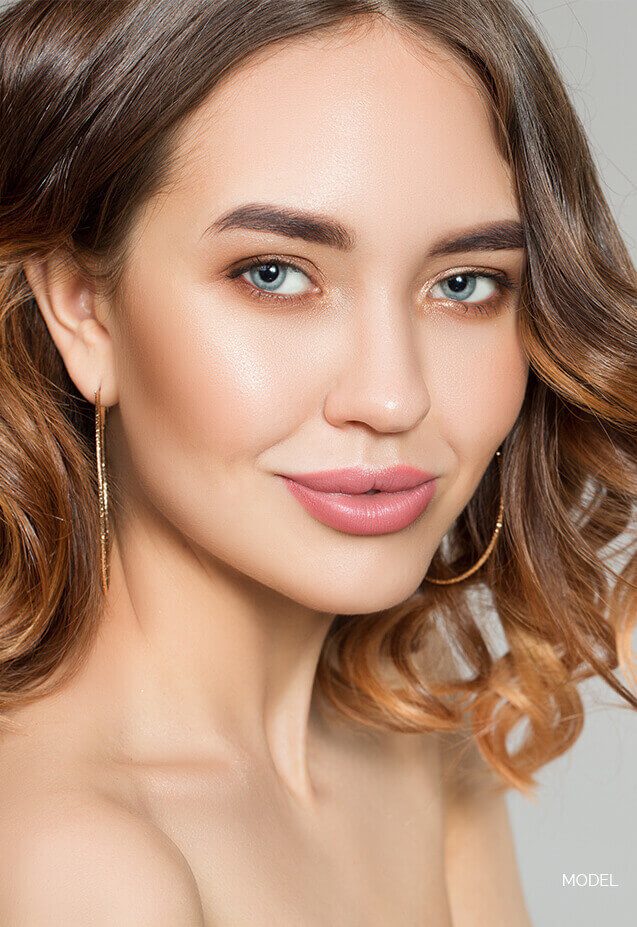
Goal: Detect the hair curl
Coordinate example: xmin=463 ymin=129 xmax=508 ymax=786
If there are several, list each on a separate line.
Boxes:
xmin=0 ymin=0 xmax=635 ymax=795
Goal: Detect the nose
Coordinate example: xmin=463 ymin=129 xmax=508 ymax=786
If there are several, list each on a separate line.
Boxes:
xmin=323 ymin=290 xmax=431 ymax=434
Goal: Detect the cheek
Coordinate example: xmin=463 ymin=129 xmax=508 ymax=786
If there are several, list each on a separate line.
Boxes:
xmin=114 ymin=288 xmax=318 ymax=464
xmin=425 ymin=314 xmax=529 ymax=451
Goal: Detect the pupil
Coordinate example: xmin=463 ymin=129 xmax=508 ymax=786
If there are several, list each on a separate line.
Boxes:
xmin=448 ymin=274 xmax=468 ymax=293
xmin=258 ymin=263 xmax=280 ymax=283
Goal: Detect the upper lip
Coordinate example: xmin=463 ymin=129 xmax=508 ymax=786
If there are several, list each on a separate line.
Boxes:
xmin=281 ymin=465 xmax=436 ymax=494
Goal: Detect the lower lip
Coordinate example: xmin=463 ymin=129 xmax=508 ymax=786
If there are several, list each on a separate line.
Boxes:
xmin=280 ymin=477 xmax=437 ymax=536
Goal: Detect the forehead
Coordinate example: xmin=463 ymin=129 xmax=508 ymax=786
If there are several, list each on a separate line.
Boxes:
xmin=161 ymin=20 xmax=517 ymax=242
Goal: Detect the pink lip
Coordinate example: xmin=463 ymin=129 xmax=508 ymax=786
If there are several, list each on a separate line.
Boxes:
xmin=278 ymin=465 xmax=437 ymax=536
xmin=281 ymin=465 xmax=436 ymax=494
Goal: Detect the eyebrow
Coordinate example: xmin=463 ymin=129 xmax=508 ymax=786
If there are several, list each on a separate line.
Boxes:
xmin=203 ymin=202 xmax=526 ymax=255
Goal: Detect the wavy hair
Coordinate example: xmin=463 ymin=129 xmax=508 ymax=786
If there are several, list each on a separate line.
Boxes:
xmin=0 ymin=0 xmax=635 ymax=794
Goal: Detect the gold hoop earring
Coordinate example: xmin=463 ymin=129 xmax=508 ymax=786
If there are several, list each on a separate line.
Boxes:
xmin=423 ymin=450 xmax=504 ymax=585
xmin=94 ymin=387 xmax=110 ymax=593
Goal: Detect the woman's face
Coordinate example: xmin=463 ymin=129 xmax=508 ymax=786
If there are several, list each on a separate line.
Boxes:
xmin=107 ymin=20 xmax=528 ymax=615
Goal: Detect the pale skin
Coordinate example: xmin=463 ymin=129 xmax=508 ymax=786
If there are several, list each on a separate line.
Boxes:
xmin=1 ymin=16 xmax=534 ymax=926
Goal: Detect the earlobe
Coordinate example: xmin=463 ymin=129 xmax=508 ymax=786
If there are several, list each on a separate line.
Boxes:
xmin=23 ymin=254 xmax=119 ymax=407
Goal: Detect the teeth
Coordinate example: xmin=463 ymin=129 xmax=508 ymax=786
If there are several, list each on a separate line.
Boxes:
xmin=364 ymin=489 xmax=380 ymax=495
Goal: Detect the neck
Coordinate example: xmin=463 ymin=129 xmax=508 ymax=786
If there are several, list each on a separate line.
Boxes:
xmin=80 ymin=500 xmax=337 ymax=805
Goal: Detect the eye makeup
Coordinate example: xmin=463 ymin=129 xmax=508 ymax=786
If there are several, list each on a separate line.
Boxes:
xmin=225 ymin=254 xmax=519 ymax=317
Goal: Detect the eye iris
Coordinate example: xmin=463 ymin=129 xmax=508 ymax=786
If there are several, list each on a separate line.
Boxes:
xmin=251 ymin=263 xmax=283 ymax=289
xmin=442 ymin=274 xmax=476 ymax=300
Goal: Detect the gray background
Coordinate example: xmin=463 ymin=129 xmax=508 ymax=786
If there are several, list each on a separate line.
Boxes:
xmin=1 ymin=0 xmax=634 ymax=924
xmin=509 ymin=3 xmax=636 ymax=926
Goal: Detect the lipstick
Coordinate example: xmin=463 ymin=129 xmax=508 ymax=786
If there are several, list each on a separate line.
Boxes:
xmin=278 ymin=465 xmax=437 ymax=535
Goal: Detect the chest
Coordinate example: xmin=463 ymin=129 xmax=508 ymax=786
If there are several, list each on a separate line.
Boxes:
xmin=132 ymin=732 xmax=453 ymax=926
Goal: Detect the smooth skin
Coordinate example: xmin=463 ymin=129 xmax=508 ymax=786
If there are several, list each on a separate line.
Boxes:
xmin=3 ymin=15 xmax=533 ymax=926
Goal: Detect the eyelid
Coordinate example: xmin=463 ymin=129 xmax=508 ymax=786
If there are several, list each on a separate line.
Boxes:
xmin=228 ymin=253 xmax=318 ymax=281
xmin=426 ymin=265 xmax=517 ymax=291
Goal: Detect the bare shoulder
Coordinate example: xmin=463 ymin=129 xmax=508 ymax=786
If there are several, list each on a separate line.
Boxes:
xmin=0 ymin=784 xmax=205 ymax=925
xmin=416 ymin=626 xmax=535 ymax=927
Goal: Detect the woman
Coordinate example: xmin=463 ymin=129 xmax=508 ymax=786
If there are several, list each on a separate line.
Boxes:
xmin=0 ymin=0 xmax=635 ymax=923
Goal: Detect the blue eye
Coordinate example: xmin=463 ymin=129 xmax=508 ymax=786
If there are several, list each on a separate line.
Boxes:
xmin=431 ymin=273 xmax=498 ymax=303
xmin=229 ymin=260 xmax=313 ymax=299
xmin=228 ymin=256 xmax=516 ymax=315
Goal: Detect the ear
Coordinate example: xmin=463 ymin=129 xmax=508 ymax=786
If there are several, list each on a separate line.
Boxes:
xmin=23 ymin=252 xmax=119 ymax=407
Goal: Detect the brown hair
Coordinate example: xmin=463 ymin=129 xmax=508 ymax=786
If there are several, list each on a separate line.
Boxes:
xmin=0 ymin=0 xmax=635 ymax=795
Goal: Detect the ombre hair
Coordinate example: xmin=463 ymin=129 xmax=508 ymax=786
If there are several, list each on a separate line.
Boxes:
xmin=0 ymin=0 xmax=635 ymax=795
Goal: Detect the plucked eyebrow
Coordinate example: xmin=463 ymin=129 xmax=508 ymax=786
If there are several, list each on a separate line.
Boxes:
xmin=202 ymin=202 xmax=526 ymax=255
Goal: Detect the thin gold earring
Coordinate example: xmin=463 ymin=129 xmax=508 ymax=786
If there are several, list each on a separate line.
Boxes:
xmin=423 ymin=450 xmax=504 ymax=585
xmin=94 ymin=387 xmax=110 ymax=593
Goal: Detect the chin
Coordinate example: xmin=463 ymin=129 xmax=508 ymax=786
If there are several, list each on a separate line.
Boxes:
xmin=283 ymin=571 xmax=425 ymax=617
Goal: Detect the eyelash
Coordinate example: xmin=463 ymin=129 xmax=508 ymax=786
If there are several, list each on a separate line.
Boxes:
xmin=226 ymin=255 xmax=518 ymax=316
